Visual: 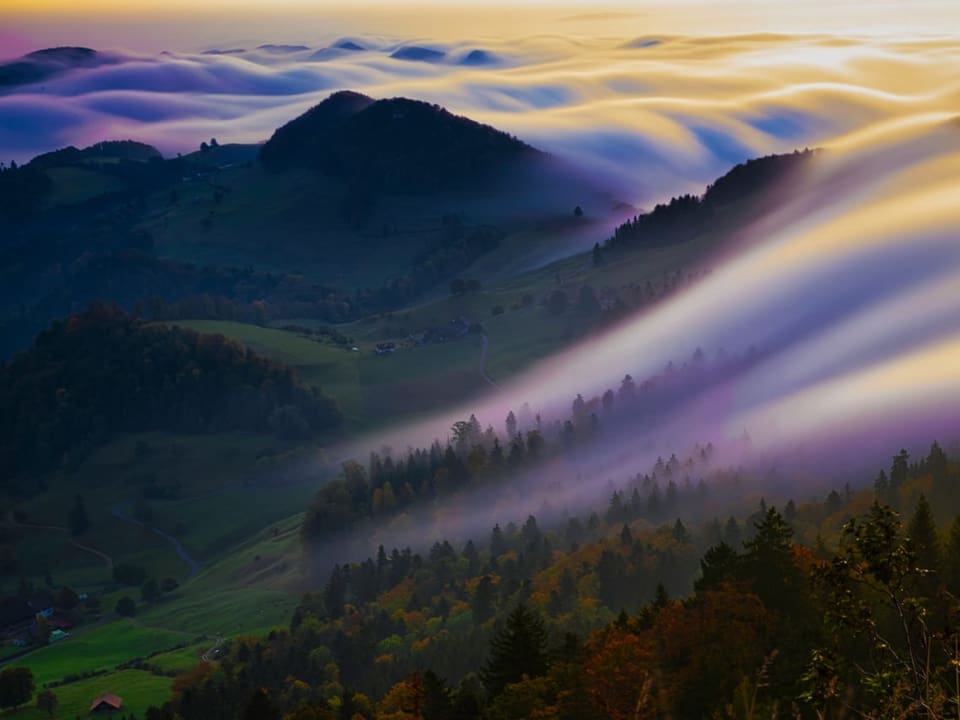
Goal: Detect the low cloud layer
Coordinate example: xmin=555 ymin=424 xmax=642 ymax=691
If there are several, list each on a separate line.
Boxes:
xmin=313 ymin=116 xmax=960 ymax=555
xmin=2 ymin=33 xmax=958 ymax=207
xmin=344 ymin=113 xmax=960 ymax=479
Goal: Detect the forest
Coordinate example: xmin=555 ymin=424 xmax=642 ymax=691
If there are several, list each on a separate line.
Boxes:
xmin=0 ymin=303 xmax=341 ymax=496
xmin=129 ymin=441 xmax=960 ymax=719
xmin=604 ymin=150 xmax=814 ymax=253
xmin=300 ymin=345 xmax=762 ymax=554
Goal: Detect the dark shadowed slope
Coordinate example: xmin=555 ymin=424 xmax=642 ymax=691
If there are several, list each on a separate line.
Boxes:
xmin=258 ymin=90 xmax=375 ymax=171
xmin=259 ymin=91 xmax=538 ymax=191
xmin=0 ymin=47 xmax=117 ymax=89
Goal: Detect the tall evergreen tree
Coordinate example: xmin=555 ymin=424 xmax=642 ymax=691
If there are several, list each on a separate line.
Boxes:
xmin=890 ymin=449 xmax=910 ymax=493
xmin=907 ymin=494 xmax=942 ymax=595
xmin=944 ymin=514 xmax=960 ymax=595
xmin=481 ymin=604 xmax=548 ymax=697
xmin=472 ymin=576 xmax=496 ymax=623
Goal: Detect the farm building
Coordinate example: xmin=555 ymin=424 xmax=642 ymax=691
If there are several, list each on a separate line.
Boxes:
xmin=90 ymin=693 xmax=123 ymax=713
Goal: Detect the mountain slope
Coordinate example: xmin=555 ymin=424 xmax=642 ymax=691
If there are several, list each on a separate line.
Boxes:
xmin=260 ymin=91 xmax=538 ymax=191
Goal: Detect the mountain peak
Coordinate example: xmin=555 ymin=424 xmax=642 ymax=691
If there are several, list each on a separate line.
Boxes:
xmin=25 ymin=46 xmax=99 ymax=62
xmin=260 ymin=91 xmax=536 ymax=192
xmin=1 ymin=47 xmax=112 ymax=89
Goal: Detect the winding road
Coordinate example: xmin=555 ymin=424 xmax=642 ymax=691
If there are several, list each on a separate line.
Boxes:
xmin=110 ymin=507 xmax=200 ymax=577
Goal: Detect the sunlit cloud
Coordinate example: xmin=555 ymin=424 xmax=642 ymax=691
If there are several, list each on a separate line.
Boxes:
xmin=341 ymin=114 xmax=960 ymax=466
xmin=2 ymin=32 xmax=958 ymax=210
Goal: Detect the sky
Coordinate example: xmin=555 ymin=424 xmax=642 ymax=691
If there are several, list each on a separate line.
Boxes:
xmin=3 ymin=1 xmax=960 ymax=56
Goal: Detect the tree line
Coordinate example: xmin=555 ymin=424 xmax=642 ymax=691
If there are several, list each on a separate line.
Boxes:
xmin=301 ymin=346 xmax=762 ymax=554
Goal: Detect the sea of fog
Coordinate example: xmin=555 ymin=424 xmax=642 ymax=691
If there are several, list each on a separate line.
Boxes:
xmin=1 ymin=32 xmax=958 ymax=207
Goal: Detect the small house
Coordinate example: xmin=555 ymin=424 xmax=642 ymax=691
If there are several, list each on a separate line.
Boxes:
xmin=90 ymin=693 xmax=123 ymax=713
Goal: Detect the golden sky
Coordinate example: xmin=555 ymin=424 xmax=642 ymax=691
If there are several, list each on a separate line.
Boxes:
xmin=4 ymin=1 xmax=960 ymax=51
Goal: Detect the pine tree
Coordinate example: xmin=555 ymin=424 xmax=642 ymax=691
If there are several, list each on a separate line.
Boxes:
xmin=907 ymin=494 xmax=942 ymax=583
xmin=742 ymin=507 xmax=798 ymax=612
xmin=490 ymin=524 xmax=506 ymax=557
xmin=874 ymin=469 xmax=889 ymax=500
xmin=481 ymin=604 xmax=548 ymax=697
xmin=422 ymin=670 xmax=454 ymax=720
xmin=944 ymin=514 xmax=960 ymax=594
xmin=472 ymin=576 xmax=496 ymax=623
xmin=723 ymin=516 xmax=742 ymax=547
xmin=890 ymin=449 xmax=910 ymax=492
xmin=505 ymin=411 xmax=517 ymax=439
xmin=695 ymin=542 xmax=739 ymax=592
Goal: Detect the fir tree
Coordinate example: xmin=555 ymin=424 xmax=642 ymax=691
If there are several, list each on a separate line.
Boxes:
xmin=481 ymin=604 xmax=548 ymax=697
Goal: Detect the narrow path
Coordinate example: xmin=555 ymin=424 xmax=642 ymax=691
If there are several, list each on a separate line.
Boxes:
xmin=110 ymin=507 xmax=200 ymax=577
xmin=7 ymin=514 xmax=114 ymax=572
xmin=479 ymin=333 xmax=500 ymax=389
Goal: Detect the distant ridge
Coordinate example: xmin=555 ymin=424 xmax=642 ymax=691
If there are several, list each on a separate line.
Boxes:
xmin=256 ymin=44 xmax=310 ymax=53
xmin=0 ymin=47 xmax=115 ymax=89
xmin=390 ymin=46 xmax=446 ymax=63
xmin=461 ymin=49 xmax=498 ymax=65
xmin=27 ymin=140 xmax=162 ymax=169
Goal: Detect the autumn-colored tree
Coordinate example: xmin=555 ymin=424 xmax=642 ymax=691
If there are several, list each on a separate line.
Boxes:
xmin=376 ymin=673 xmax=425 ymax=720
xmin=652 ymin=585 xmax=774 ymax=716
xmin=583 ymin=625 xmax=656 ymax=720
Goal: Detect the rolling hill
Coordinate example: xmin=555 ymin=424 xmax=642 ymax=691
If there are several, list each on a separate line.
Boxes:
xmin=0 ymin=90 xmax=617 ymax=360
xmin=259 ymin=91 xmax=538 ymax=191
xmin=0 ymin=47 xmax=117 ymax=89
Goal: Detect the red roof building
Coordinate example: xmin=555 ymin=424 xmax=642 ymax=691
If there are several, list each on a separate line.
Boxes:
xmin=90 ymin=693 xmax=123 ymax=712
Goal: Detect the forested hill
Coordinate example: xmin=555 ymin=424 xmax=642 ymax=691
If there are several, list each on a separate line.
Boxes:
xmin=259 ymin=91 xmax=539 ymax=190
xmin=0 ymin=303 xmax=341 ymax=496
xmin=605 ymin=149 xmax=815 ymax=251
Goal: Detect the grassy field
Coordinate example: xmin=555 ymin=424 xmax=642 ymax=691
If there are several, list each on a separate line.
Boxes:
xmin=0 ymin=669 xmax=174 ymax=719
xmin=172 ymin=319 xmax=488 ymax=430
xmin=3 ymin=514 xmax=306 ymax=718
xmin=20 ymin=621 xmax=194 ymax=688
